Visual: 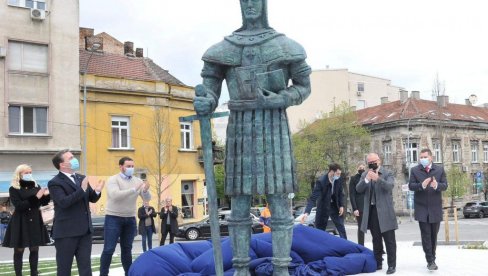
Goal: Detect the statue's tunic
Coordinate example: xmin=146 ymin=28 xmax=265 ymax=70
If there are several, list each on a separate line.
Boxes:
xmin=202 ymin=29 xmax=311 ymax=196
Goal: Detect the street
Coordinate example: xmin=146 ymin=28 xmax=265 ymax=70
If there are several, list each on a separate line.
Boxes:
xmin=1 ymin=216 xmax=487 ymax=262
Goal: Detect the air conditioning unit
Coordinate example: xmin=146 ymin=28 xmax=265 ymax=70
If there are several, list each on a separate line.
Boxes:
xmin=30 ymin=8 xmax=46 ymax=20
xmin=462 ymin=166 xmax=469 ymax=172
xmin=357 ymin=91 xmax=362 ymax=96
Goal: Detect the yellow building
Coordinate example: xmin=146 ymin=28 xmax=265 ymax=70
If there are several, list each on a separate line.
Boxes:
xmin=79 ymin=28 xmax=206 ymax=223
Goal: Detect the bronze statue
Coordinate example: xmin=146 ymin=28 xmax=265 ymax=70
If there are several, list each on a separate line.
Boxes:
xmin=194 ymin=0 xmax=311 ymax=275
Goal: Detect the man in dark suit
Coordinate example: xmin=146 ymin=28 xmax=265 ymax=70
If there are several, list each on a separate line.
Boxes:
xmin=357 ymin=153 xmax=397 ymax=274
xmin=349 ymin=163 xmax=366 ymax=245
xmin=409 ymin=148 xmax=448 ymax=271
xmin=302 ymin=163 xmax=347 ymax=239
xmin=48 ymin=149 xmax=104 ymax=276
xmin=159 ymin=197 xmax=179 ymax=245
xmin=137 ymin=200 xmax=156 ymax=252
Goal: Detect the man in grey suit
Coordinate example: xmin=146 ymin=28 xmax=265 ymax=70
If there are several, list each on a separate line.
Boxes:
xmin=408 ymin=148 xmax=448 ymax=271
xmin=357 ymin=153 xmax=398 ymax=275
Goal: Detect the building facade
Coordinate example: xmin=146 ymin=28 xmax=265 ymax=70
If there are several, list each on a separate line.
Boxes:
xmin=0 ymin=0 xmax=80 ymax=202
xmin=356 ymin=91 xmax=488 ymax=214
xmin=79 ymin=28 xmax=206 ymax=222
xmin=287 ymin=68 xmax=404 ymax=133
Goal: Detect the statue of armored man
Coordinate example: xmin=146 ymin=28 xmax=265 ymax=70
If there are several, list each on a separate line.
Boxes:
xmin=194 ymin=1 xmax=311 ymax=275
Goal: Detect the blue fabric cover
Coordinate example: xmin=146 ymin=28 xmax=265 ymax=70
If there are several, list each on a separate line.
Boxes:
xmin=129 ymin=225 xmax=376 ymax=276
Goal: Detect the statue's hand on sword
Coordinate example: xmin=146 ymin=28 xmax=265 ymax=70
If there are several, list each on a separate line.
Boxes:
xmin=194 ymin=84 xmax=215 ymax=115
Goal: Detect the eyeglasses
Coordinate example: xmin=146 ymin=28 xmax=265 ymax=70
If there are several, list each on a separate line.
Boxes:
xmin=367 ymin=159 xmax=379 ymax=164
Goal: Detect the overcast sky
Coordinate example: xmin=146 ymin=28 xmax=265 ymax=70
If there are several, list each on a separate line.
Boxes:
xmin=80 ymin=0 xmax=488 ymax=105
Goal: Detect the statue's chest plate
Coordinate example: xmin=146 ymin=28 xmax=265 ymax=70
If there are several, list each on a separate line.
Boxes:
xmin=241 ymin=46 xmax=262 ymax=67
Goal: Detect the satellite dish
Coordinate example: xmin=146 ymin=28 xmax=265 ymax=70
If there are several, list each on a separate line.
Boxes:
xmin=468 ymin=94 xmax=478 ymax=105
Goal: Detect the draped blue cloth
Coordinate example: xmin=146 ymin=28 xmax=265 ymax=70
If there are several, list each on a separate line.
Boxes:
xmin=129 ymin=225 xmax=376 ymax=276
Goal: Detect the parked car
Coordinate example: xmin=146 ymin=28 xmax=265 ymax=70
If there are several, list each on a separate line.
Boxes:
xmin=293 ymin=207 xmax=338 ymax=235
xmin=45 ymin=215 xmax=105 ymax=244
xmin=177 ymin=213 xmax=264 ymax=240
xmin=463 ymin=201 xmax=488 ymax=218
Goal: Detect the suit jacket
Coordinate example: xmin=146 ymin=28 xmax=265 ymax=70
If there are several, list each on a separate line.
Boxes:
xmin=305 ymin=174 xmax=345 ymax=230
xmin=408 ymin=163 xmax=448 ymax=223
xmin=138 ymin=205 xmax=156 ymax=234
xmin=349 ymin=173 xmax=365 ymax=212
xmin=160 ymin=205 xmax=179 ymax=234
xmin=356 ymin=166 xmax=398 ymax=233
xmin=48 ymin=172 xmax=101 ymax=239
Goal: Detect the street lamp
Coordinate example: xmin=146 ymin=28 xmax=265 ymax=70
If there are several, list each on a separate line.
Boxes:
xmin=82 ymin=43 xmax=101 ymax=175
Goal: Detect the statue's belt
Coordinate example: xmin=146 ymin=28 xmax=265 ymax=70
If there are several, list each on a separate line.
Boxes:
xmin=227 ymin=99 xmax=282 ymax=111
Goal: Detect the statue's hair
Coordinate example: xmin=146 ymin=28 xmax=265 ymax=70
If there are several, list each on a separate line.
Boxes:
xmin=236 ymin=0 xmax=271 ymax=32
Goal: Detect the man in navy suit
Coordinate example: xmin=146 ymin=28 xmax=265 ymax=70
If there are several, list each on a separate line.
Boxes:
xmin=302 ymin=163 xmax=347 ymax=239
xmin=409 ymin=148 xmax=448 ymax=271
xmin=48 ymin=149 xmax=104 ymax=276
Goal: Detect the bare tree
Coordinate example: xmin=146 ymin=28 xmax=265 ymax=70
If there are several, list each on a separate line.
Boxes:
xmin=431 ymin=72 xmax=446 ymax=100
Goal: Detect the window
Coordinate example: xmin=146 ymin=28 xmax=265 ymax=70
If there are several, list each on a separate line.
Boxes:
xmin=181 ymin=181 xmax=195 ymax=219
xmin=483 ymin=143 xmax=488 ymax=163
xmin=111 ymin=116 xmax=130 ymax=149
xmin=433 ymin=141 xmax=442 ymax=163
xmin=8 ymin=105 xmax=47 ymax=135
xmin=383 ymin=144 xmax=392 ymax=165
xmin=8 ymin=41 xmax=48 ymax=73
xmin=405 ymin=142 xmax=418 ymax=163
xmin=357 ymin=82 xmax=364 ymax=92
xmin=356 ymin=100 xmax=366 ymax=110
xmin=452 ymin=142 xmax=460 ymax=163
xmin=8 ymin=0 xmax=46 ymax=10
xmin=180 ymin=122 xmax=193 ymax=150
xmin=471 ymin=142 xmax=479 ymax=163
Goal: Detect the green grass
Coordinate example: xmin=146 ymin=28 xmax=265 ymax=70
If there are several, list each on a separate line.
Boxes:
xmin=0 ymin=255 xmax=136 ymax=275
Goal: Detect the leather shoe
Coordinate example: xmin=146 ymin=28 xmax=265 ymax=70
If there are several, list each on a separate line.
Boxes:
xmin=386 ymin=267 xmax=396 ymax=274
xmin=427 ymin=262 xmax=438 ymax=270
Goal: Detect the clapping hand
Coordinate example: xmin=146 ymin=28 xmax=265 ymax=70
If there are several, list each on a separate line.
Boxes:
xmin=422 ymin=177 xmax=431 ymax=189
xmin=81 ymin=177 xmax=89 ymax=191
xmin=94 ymin=179 xmax=105 ymax=193
xmin=36 ymin=188 xmax=46 ymax=199
xmin=367 ymin=170 xmax=378 ymax=182
xmin=431 ymin=177 xmax=438 ymax=190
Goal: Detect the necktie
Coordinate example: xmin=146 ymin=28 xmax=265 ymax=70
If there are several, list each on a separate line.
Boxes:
xmin=426 ymin=167 xmax=430 ymax=173
xmin=70 ymin=174 xmax=78 ymax=186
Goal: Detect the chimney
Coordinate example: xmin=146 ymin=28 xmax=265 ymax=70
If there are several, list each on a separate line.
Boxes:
xmin=381 ymin=97 xmax=389 ymax=104
xmin=85 ymin=36 xmax=103 ymax=51
xmin=135 ymin=48 xmax=144 ymax=58
xmin=124 ymin=41 xmax=134 ymax=56
xmin=437 ymin=95 xmax=449 ymax=108
xmin=400 ymin=90 xmax=408 ymax=103
xmin=465 ymin=99 xmax=472 ymax=106
xmin=411 ymin=91 xmax=420 ymax=100
xmin=79 ymin=27 xmax=94 ymax=49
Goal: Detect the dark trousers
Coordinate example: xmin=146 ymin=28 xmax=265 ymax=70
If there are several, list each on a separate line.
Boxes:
xmin=419 ymin=221 xmax=440 ymax=263
xmin=141 ymin=225 xmax=153 ymax=252
xmin=329 ymin=205 xmax=348 ymax=239
xmin=100 ymin=215 xmax=136 ymax=276
xmin=160 ymin=225 xmax=175 ymax=245
xmin=55 ymin=233 xmax=93 ymax=276
xmin=356 ymin=212 xmax=365 ymax=245
xmin=368 ymin=205 xmax=396 ymax=268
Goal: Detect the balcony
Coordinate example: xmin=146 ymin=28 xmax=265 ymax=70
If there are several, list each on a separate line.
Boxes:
xmin=197 ymin=142 xmax=225 ymax=165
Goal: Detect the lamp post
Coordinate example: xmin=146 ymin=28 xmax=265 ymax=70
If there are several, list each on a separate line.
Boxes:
xmin=82 ymin=43 xmax=100 ymax=175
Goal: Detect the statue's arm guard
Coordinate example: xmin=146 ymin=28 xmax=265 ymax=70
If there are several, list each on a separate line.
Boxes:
xmin=281 ymin=60 xmax=311 ymax=107
xmin=200 ymin=61 xmax=225 ymax=112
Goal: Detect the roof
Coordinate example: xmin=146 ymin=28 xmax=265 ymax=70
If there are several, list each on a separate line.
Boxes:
xmin=79 ymin=49 xmax=186 ymax=86
xmin=355 ymin=97 xmax=488 ymax=125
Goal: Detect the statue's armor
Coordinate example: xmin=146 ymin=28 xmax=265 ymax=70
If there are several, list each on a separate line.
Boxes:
xmin=201 ymin=29 xmax=311 ymax=196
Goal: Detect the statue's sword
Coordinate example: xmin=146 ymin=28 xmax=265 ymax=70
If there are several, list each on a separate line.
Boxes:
xmin=180 ymin=85 xmax=228 ymax=276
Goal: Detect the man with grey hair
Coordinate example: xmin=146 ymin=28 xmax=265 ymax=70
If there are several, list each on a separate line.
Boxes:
xmin=194 ymin=0 xmax=311 ymax=274
xmin=356 ymin=153 xmax=398 ymax=274
xmin=159 ymin=197 xmax=179 ymax=245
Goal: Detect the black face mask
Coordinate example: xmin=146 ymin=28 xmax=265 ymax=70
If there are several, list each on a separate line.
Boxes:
xmin=358 ymin=169 xmax=365 ymax=175
xmin=368 ymin=163 xmax=378 ymax=171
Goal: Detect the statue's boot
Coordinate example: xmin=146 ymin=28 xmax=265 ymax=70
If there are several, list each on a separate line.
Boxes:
xmin=228 ymin=216 xmax=252 ymax=276
xmin=271 ymin=217 xmax=293 ymax=276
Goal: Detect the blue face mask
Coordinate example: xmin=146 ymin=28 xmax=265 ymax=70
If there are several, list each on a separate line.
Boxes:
xmin=70 ymin=158 xmax=80 ymax=171
xmin=333 ymin=175 xmax=340 ymax=181
xmin=420 ymin=158 xmax=430 ymax=168
xmin=22 ymin=173 xmax=33 ymax=181
xmin=124 ymin=167 xmax=134 ymax=177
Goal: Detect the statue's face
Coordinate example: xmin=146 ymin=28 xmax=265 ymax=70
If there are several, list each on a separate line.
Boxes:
xmin=241 ymin=0 xmax=263 ymax=21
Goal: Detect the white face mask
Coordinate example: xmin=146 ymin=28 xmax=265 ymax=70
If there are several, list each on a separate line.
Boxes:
xmin=420 ymin=158 xmax=430 ymax=168
xmin=21 ymin=173 xmax=33 ymax=181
